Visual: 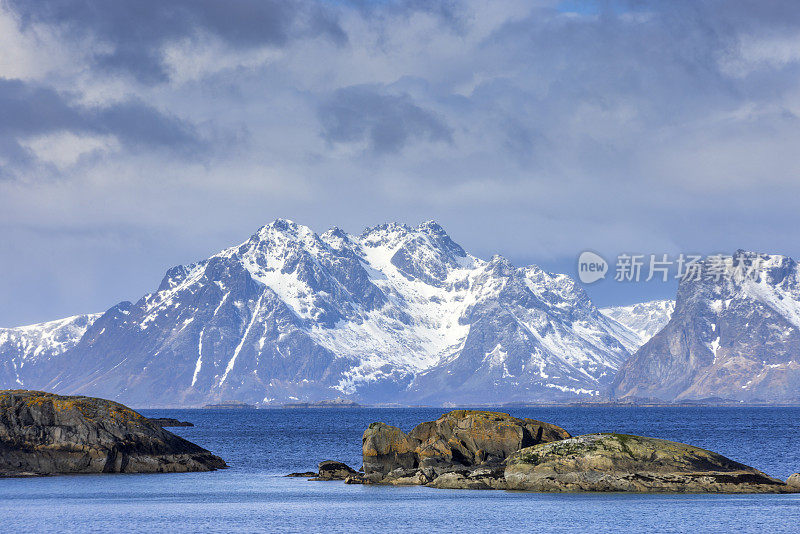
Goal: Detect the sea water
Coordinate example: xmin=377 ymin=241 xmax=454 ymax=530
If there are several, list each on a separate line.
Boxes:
xmin=1 ymin=407 xmax=798 ymax=533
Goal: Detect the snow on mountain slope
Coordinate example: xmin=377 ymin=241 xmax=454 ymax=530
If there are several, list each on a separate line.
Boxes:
xmin=0 ymin=219 xmax=633 ymax=406
xmin=600 ymin=299 xmax=675 ymax=349
xmin=612 ymin=251 xmax=800 ymax=403
xmin=0 ymin=314 xmax=100 ymax=387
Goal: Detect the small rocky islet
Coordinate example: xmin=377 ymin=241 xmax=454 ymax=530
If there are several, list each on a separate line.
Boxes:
xmin=299 ymin=409 xmax=800 ymax=494
xmin=0 ymin=390 xmax=225 ymax=476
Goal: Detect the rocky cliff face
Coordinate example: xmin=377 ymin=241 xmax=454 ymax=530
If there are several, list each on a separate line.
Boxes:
xmin=0 ymin=390 xmax=226 ymax=475
xmin=0 ymin=219 xmax=632 ymax=406
xmin=612 ymin=251 xmax=800 ymax=403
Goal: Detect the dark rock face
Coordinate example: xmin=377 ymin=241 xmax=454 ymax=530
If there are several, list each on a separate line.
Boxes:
xmin=505 ymin=433 xmax=792 ymax=493
xmin=287 ymin=460 xmax=359 ymax=481
xmin=147 ymin=418 xmax=194 ymax=427
xmin=613 ymin=252 xmax=800 ymax=403
xmin=313 ymin=460 xmax=358 ymax=481
xmin=0 ymin=390 xmax=226 ymax=476
xmin=361 ymin=410 xmax=570 ymax=482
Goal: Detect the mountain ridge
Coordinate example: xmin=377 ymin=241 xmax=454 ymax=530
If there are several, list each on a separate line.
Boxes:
xmin=0 ymin=219 xmax=633 ymax=406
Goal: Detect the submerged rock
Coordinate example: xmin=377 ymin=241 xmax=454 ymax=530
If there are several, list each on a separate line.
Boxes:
xmin=147 ymin=418 xmax=194 ymax=427
xmin=504 ymin=433 xmax=791 ymax=493
xmin=0 ymin=390 xmax=226 ymax=476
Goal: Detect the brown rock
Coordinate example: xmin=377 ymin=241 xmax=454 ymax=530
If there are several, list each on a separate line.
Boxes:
xmin=359 ymin=410 xmax=571 ymax=484
xmin=409 ymin=410 xmax=571 ymax=470
xmin=362 ymin=422 xmax=419 ymax=475
xmin=787 ymin=473 xmax=800 ymax=489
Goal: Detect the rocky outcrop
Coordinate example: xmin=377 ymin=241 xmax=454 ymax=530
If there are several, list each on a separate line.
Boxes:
xmin=311 ymin=411 xmax=799 ymax=493
xmin=360 ymin=410 xmax=570 ymax=485
xmin=504 ymin=433 xmax=791 ymax=493
xmin=0 ymin=390 xmax=226 ymax=476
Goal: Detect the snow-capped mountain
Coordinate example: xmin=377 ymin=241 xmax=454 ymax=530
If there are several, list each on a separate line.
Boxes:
xmin=600 ymin=300 xmax=675 ymax=349
xmin=0 ymin=314 xmax=100 ymax=387
xmin=612 ymin=251 xmax=800 ymax=403
xmin=0 ymin=219 xmax=632 ymax=406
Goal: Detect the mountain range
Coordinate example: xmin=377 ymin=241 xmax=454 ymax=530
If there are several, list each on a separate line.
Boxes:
xmin=1 ymin=221 xmax=797 ymax=406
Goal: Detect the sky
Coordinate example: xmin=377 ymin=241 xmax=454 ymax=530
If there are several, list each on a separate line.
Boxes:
xmin=2 ymin=0 xmax=800 ymax=326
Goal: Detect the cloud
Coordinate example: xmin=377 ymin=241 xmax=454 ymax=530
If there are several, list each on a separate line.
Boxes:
xmin=8 ymin=0 xmax=347 ymax=84
xmin=318 ymin=85 xmax=452 ymax=153
xmin=0 ymin=79 xmax=202 ymax=176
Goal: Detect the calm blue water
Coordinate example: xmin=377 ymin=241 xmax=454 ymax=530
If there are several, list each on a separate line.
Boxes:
xmin=1 ymin=407 xmax=798 ymax=533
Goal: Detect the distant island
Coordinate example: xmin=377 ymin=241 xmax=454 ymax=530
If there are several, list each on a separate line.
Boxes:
xmin=282 ymin=398 xmax=360 ymax=409
xmin=202 ymin=400 xmax=256 ymax=410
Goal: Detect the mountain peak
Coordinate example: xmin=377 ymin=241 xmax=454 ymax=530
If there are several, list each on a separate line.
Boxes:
xmin=417 ymin=220 xmax=446 ymax=234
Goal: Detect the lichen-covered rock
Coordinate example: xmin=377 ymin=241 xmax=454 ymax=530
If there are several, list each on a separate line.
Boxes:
xmin=361 ymin=410 xmax=570 ymax=480
xmin=0 ymin=390 xmax=226 ymax=476
xmin=505 ymin=433 xmax=792 ymax=493
xmin=362 ymin=422 xmax=419 ymax=475
xmin=787 ymin=473 xmax=800 ymax=488
xmin=409 ymin=410 xmax=570 ymax=469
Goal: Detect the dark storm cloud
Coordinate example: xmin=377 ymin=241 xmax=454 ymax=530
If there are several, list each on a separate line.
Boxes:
xmin=318 ymin=85 xmax=452 ymax=154
xmin=0 ymin=79 xmax=200 ymax=173
xmin=8 ymin=0 xmax=347 ymax=84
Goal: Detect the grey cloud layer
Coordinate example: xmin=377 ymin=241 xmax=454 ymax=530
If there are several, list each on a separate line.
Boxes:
xmin=2 ymin=0 xmax=800 ymax=325
xmin=11 ymin=0 xmax=346 ymax=83
xmin=0 ymin=79 xmax=201 ymax=176
xmin=319 ymin=85 xmax=452 ymax=153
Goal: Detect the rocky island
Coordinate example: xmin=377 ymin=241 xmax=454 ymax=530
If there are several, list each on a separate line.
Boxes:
xmin=0 ymin=390 xmax=226 ymax=476
xmin=299 ymin=410 xmax=798 ymax=493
